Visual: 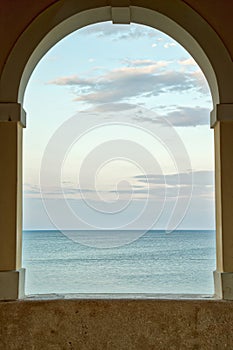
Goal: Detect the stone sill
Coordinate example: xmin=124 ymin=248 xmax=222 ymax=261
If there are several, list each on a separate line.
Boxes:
xmin=5 ymin=293 xmax=218 ymax=302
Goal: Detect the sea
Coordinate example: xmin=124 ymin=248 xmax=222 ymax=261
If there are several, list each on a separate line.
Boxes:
xmin=22 ymin=230 xmax=216 ymax=296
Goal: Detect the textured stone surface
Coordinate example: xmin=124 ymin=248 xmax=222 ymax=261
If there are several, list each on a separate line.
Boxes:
xmin=0 ymin=298 xmax=233 ymax=349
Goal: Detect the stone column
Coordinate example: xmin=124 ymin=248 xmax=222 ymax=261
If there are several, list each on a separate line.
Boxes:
xmin=211 ymin=103 xmax=233 ymax=300
xmin=0 ymin=103 xmax=26 ymax=300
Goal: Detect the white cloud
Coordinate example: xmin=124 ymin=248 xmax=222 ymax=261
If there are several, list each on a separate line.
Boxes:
xmin=178 ymin=58 xmax=196 ymax=66
xmin=132 ymin=106 xmax=210 ymax=127
xmin=123 ymin=59 xmax=162 ymax=66
xmin=166 ymin=106 xmax=210 ymax=126
xmin=133 ymin=170 xmax=214 ymax=200
xmin=152 ymin=43 xmax=157 ymax=48
xmin=80 ymin=22 xmax=160 ymax=40
xmin=164 ymin=42 xmax=177 ymax=49
xmin=86 ymin=103 xmax=135 ymax=113
xmin=134 ymin=170 xmax=213 ymax=186
xmin=48 ymin=60 xmax=207 ymax=106
xmin=24 ymin=170 xmax=214 ymax=202
xmin=47 ymin=75 xmax=94 ymax=87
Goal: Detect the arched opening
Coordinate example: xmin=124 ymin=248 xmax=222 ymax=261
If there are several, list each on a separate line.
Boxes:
xmin=3 ymin=4 xmax=232 ymax=105
xmin=22 ymin=21 xmax=215 ymax=295
xmin=0 ymin=2 xmax=232 ymax=300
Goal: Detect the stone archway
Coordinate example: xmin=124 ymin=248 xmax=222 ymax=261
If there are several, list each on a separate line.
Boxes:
xmin=0 ymin=0 xmax=232 ymax=300
xmin=2 ymin=2 xmax=233 ymax=104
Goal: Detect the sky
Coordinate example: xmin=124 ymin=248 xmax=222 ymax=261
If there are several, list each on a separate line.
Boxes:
xmin=23 ymin=22 xmax=215 ymax=231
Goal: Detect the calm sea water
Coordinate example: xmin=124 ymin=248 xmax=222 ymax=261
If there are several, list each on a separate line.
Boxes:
xmin=22 ymin=230 xmax=216 ymax=295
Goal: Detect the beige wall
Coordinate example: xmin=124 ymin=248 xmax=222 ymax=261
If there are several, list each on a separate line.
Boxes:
xmin=1 ymin=298 xmax=233 ymax=349
xmin=183 ymin=0 xmax=233 ymax=59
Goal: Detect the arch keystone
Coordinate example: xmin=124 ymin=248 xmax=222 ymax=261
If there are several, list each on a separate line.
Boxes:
xmin=111 ymin=0 xmax=131 ymax=24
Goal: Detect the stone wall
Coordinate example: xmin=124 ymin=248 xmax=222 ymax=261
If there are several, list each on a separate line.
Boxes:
xmin=0 ymin=298 xmax=233 ymax=349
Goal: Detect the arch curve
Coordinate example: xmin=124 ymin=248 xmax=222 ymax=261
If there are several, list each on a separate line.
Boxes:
xmin=0 ymin=0 xmax=232 ymax=107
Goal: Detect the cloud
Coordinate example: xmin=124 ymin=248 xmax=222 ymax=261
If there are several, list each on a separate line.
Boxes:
xmin=134 ymin=170 xmax=213 ymax=186
xmin=48 ymin=75 xmax=94 ymax=87
xmin=133 ymin=170 xmax=214 ymax=200
xmin=80 ymin=22 xmax=160 ymax=40
xmin=24 ymin=170 xmax=214 ymax=203
xmin=86 ymin=102 xmax=136 ymax=113
xmin=178 ymin=58 xmax=196 ymax=66
xmin=122 ymin=59 xmax=163 ymax=67
xmin=48 ymin=60 xmax=207 ymax=107
xmin=164 ymin=42 xmax=177 ymax=49
xmin=132 ymin=106 xmax=210 ymax=127
xmin=24 ymin=183 xmax=108 ymax=199
xmin=165 ymin=106 xmax=210 ymax=126
xmin=78 ymin=170 xmax=214 ymax=201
